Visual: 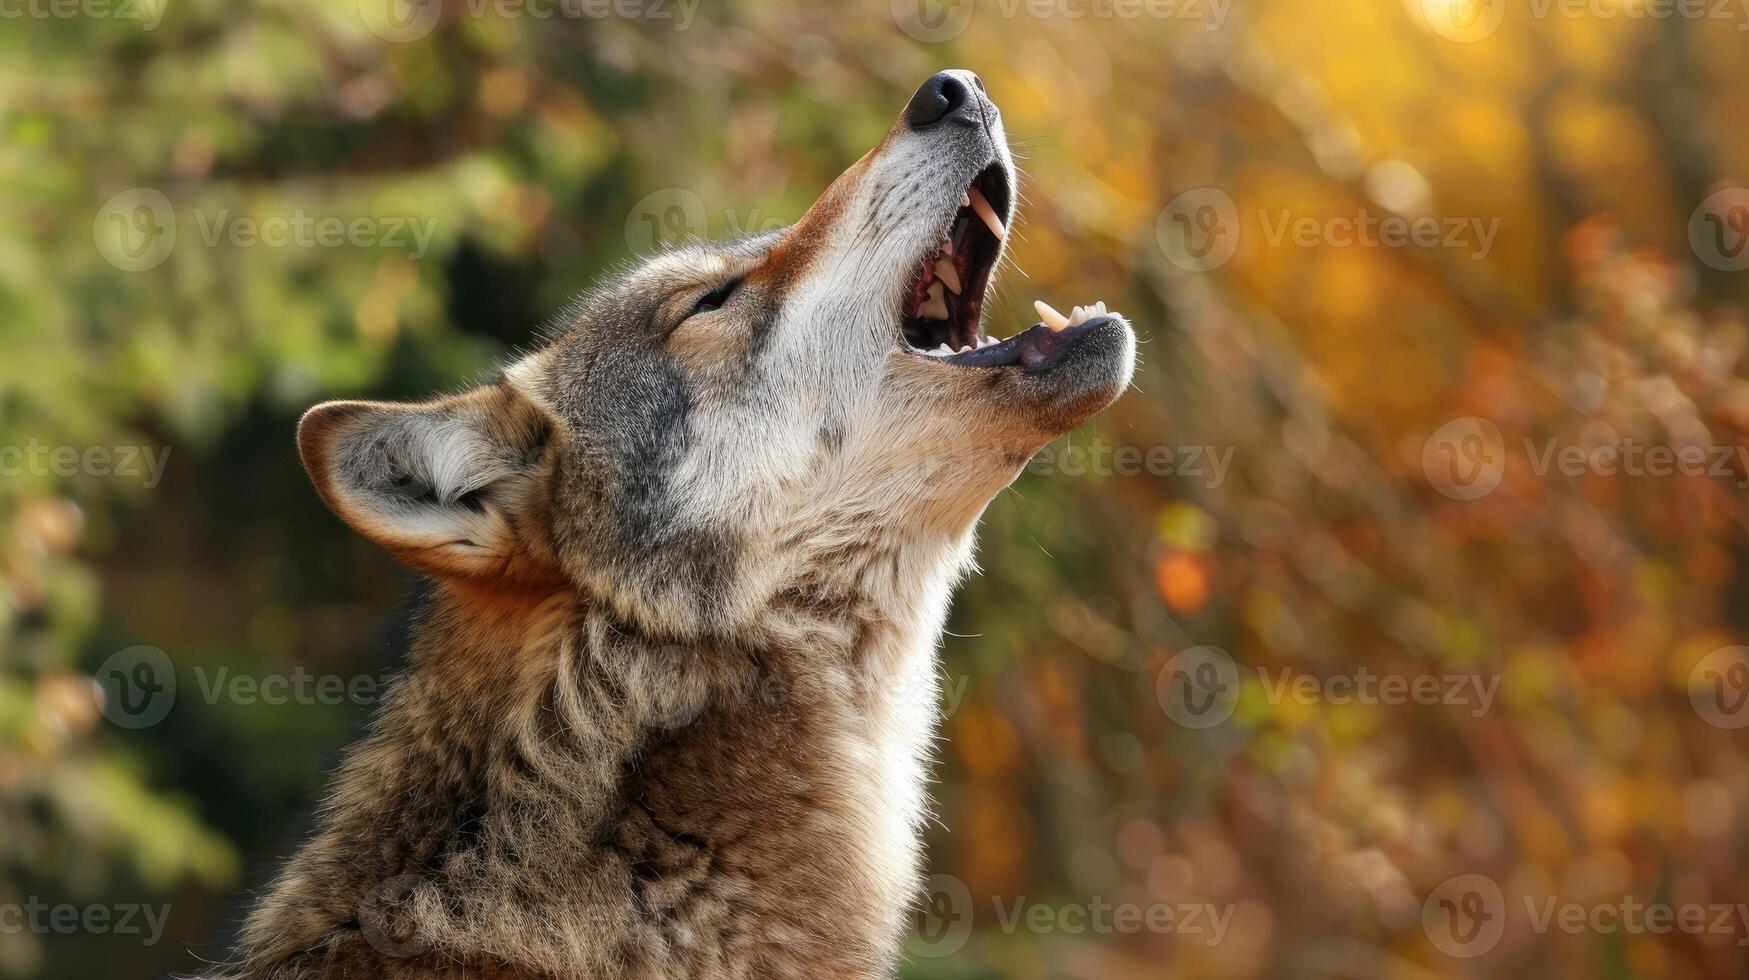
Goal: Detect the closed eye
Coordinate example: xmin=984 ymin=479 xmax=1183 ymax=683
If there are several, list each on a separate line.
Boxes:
xmin=689 ymin=278 xmax=741 ymax=318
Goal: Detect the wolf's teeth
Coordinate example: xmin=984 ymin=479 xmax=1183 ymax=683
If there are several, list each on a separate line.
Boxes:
xmin=935 ymin=259 xmax=961 ymax=294
xmin=1034 ymin=299 xmax=1070 ymax=331
xmin=960 ymin=192 xmax=971 ymax=207
xmin=966 ymin=187 xmax=1006 ymax=241
xmin=919 ymin=282 xmax=948 ymax=320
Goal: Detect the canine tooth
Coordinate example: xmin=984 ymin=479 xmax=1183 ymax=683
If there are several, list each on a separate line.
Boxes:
xmin=1034 ymin=299 xmax=1070 ymax=331
xmin=919 ymin=282 xmax=949 ymax=320
xmin=966 ymin=187 xmax=1006 ymax=240
xmin=935 ymin=259 xmax=961 ymax=294
xmin=961 ymin=191 xmax=971 ymax=207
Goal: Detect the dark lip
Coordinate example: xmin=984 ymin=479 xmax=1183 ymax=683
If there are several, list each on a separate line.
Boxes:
xmin=941 ymin=315 xmax=1117 ymax=372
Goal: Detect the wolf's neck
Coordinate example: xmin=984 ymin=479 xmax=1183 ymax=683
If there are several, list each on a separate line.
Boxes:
xmin=234 ymin=528 xmax=971 ymax=976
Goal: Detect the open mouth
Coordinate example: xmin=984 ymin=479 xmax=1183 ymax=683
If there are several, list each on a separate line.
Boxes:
xmin=900 ymin=163 xmax=1118 ymax=371
xmin=901 ymin=163 xmax=1010 ymax=356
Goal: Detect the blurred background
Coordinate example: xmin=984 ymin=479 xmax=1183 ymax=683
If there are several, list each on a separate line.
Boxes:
xmin=6 ymin=0 xmax=1749 ymax=976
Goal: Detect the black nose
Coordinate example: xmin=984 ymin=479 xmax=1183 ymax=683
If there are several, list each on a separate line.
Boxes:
xmin=905 ymin=70 xmax=982 ymax=130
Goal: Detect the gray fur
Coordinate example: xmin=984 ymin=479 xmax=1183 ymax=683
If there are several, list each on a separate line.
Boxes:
xmin=211 ymin=71 xmax=1134 ymax=980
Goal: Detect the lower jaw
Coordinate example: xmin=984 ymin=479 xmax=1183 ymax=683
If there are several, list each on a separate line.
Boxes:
xmin=925 ymin=315 xmax=1118 ymax=372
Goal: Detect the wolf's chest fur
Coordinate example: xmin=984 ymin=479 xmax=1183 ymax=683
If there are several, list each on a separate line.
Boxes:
xmin=225 ymin=535 xmax=964 ymax=980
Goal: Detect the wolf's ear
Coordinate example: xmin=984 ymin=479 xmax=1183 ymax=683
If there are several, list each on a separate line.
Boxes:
xmin=297 ymin=384 xmax=556 ymax=580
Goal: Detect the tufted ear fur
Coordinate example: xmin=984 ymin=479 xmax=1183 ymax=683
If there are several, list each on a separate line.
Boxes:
xmin=297 ymin=383 xmax=558 ymax=582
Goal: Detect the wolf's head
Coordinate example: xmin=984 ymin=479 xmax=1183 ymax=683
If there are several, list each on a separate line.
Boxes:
xmin=299 ymin=70 xmax=1134 ymax=635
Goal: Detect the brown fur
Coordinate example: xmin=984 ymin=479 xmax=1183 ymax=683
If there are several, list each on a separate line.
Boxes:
xmin=210 ymin=71 xmax=1133 ymax=980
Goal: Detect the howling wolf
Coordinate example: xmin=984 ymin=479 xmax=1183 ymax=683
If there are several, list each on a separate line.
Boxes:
xmin=216 ymin=69 xmax=1134 ymax=979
